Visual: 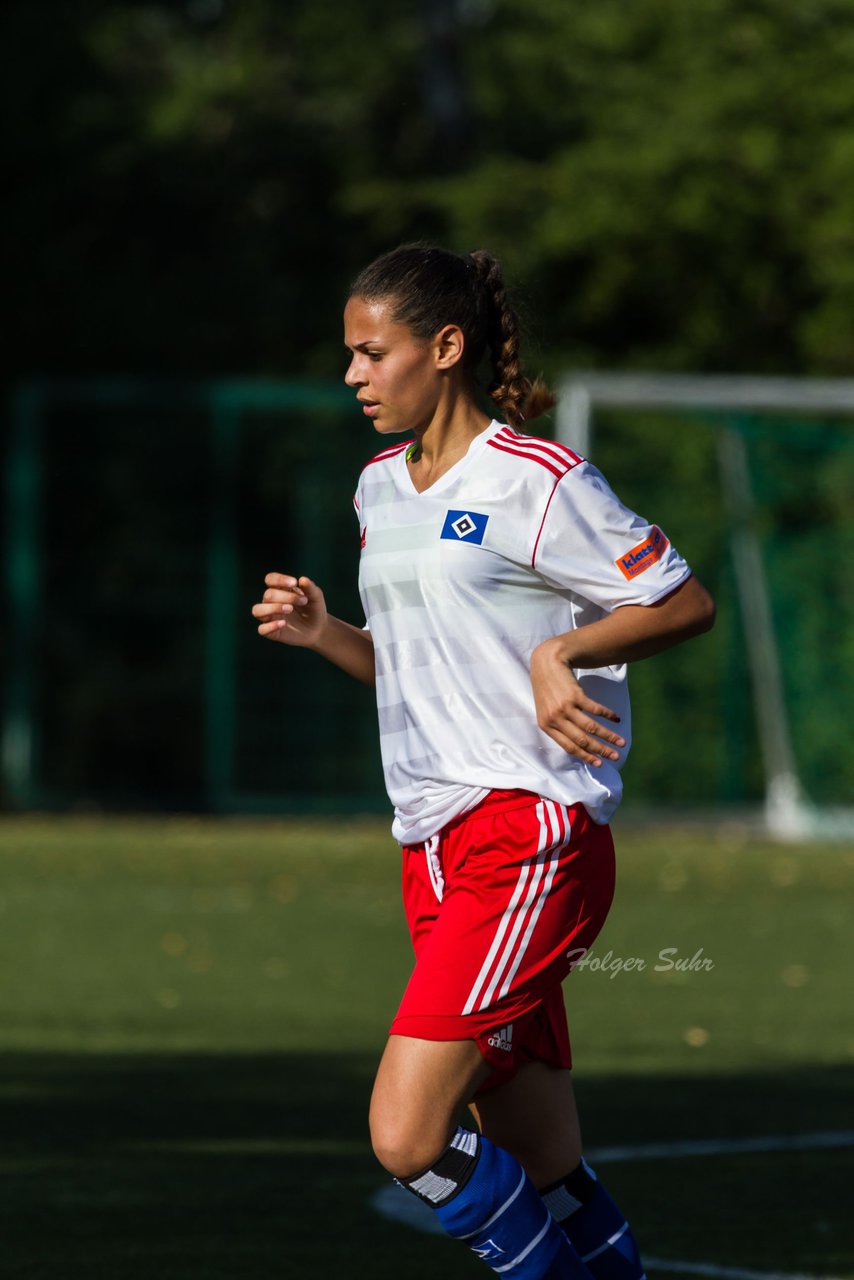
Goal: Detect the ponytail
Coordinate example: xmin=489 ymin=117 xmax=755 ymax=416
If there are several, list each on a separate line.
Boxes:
xmin=467 ymin=250 xmax=557 ymax=429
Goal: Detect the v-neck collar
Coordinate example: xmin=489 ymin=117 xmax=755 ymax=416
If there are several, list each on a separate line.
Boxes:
xmin=399 ymin=420 xmax=503 ymax=497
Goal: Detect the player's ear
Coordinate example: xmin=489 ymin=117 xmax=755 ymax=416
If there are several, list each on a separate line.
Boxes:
xmin=433 ymin=324 xmax=465 ymax=370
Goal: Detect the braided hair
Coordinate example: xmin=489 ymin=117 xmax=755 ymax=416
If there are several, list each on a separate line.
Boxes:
xmin=348 ymin=243 xmax=556 ymax=428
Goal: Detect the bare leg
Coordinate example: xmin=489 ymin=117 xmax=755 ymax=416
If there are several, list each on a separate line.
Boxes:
xmin=472 ymin=1062 xmax=646 ymax=1278
xmin=370 ymin=1037 xmax=591 ymax=1278
xmin=369 ymin=1034 xmax=489 ymax=1177
xmin=470 ymin=1062 xmax=582 ymax=1188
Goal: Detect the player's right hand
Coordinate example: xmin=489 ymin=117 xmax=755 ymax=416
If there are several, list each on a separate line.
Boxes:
xmin=251 ymin=573 xmax=328 ymax=648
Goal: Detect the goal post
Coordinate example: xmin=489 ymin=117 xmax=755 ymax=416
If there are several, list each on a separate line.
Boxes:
xmin=556 ymin=373 xmax=854 ymax=841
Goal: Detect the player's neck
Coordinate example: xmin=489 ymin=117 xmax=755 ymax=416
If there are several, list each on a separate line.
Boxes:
xmin=407 ymin=398 xmax=492 ymax=489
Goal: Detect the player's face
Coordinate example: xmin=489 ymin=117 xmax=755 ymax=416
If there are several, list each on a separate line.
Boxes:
xmin=343 ymin=296 xmax=443 ymax=435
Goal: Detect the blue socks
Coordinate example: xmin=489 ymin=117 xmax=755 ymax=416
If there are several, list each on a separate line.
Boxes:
xmin=396 ymin=1130 xmax=646 ymax=1278
xmin=400 ymin=1127 xmax=593 ymax=1277
xmin=541 ymin=1159 xmax=646 ymax=1279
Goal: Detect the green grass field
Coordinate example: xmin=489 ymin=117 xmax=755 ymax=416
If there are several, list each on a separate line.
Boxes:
xmin=1 ymin=815 xmax=852 ymax=1278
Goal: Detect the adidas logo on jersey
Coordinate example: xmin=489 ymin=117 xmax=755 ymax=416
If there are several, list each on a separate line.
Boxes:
xmin=487 ymin=1024 xmax=514 ymax=1053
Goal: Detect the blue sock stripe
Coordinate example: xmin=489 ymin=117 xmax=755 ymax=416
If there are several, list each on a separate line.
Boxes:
xmin=457 ymin=1168 xmax=527 ymax=1240
xmin=544 ymin=1165 xmax=646 ymax=1278
xmin=493 ymin=1211 xmax=554 ymax=1273
xmin=434 ymin=1135 xmax=583 ymax=1276
xmin=581 ymin=1220 xmax=629 ymax=1264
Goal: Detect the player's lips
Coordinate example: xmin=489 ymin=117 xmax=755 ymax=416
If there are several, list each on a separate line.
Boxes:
xmin=359 ymin=399 xmax=380 ymax=418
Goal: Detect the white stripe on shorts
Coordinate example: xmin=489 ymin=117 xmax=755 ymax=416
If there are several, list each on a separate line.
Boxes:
xmin=461 ymin=800 xmax=572 ymax=1016
xmin=498 ymin=803 xmax=569 ymax=1000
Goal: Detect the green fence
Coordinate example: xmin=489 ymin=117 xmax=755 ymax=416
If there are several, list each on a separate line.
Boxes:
xmin=3 ymin=379 xmax=385 ymax=813
xmin=586 ymin=406 xmax=854 ymax=813
xmin=3 ymin=380 xmax=852 ymax=814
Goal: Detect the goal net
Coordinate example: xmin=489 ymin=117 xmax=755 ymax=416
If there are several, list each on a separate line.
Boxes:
xmin=556 ymin=373 xmax=854 ymax=841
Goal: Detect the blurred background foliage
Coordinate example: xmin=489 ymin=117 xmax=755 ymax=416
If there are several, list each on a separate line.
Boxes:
xmin=7 ymin=0 xmax=854 ymax=382
xmin=3 ymin=0 xmax=853 ymax=813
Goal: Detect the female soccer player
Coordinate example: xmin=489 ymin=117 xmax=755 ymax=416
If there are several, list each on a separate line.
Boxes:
xmin=252 ymin=244 xmax=715 ymax=1279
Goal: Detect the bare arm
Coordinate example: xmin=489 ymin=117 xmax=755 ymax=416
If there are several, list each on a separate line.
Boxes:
xmin=252 ymin=573 xmax=376 ymax=687
xmin=530 ymin=575 xmax=716 ymax=765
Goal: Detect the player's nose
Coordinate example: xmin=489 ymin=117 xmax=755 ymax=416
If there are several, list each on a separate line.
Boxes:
xmin=344 ymin=357 xmax=365 ymax=388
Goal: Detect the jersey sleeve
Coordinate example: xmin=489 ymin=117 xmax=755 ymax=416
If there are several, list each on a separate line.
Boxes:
xmin=532 ymin=461 xmax=691 ymax=608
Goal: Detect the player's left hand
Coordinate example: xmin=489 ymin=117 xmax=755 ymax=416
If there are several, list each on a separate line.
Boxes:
xmin=530 ymin=640 xmax=626 ymax=766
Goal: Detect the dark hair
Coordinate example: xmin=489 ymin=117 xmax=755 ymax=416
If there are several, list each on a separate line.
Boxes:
xmin=349 ymin=243 xmax=556 ymax=429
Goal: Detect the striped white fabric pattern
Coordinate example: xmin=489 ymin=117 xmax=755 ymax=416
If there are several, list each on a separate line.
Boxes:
xmin=354 ymin=421 xmax=691 ymax=845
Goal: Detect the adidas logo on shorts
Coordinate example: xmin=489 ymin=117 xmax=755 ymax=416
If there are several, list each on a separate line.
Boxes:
xmin=487 ymin=1024 xmax=514 ymax=1053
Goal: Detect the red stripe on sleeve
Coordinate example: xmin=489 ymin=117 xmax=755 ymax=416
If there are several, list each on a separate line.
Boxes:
xmin=495 ymin=429 xmax=582 ymax=470
xmin=531 ymin=472 xmax=570 ymax=569
xmin=487 ymin=438 xmax=566 ymax=479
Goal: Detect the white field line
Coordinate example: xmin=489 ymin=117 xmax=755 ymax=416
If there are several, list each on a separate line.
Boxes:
xmin=370 ymin=1185 xmax=847 ymax=1279
xmin=587 ymin=1129 xmax=854 ymax=1165
xmin=371 ymin=1184 xmax=444 ymax=1235
xmin=646 ymin=1259 xmax=847 ymax=1280
xmin=370 ymin=1130 xmax=854 ymax=1280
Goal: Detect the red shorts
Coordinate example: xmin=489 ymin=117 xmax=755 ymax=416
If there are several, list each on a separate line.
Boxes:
xmin=390 ymin=789 xmax=616 ymax=1092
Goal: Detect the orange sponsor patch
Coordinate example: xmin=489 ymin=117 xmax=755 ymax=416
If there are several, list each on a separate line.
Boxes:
xmin=616 ymin=526 xmax=669 ymax=581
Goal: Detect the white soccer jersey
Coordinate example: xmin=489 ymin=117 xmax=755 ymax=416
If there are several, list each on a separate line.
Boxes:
xmin=354 ymin=420 xmax=691 ymax=845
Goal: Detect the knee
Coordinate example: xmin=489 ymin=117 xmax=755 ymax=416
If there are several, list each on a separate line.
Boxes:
xmin=369 ymin=1097 xmax=449 ymax=1180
